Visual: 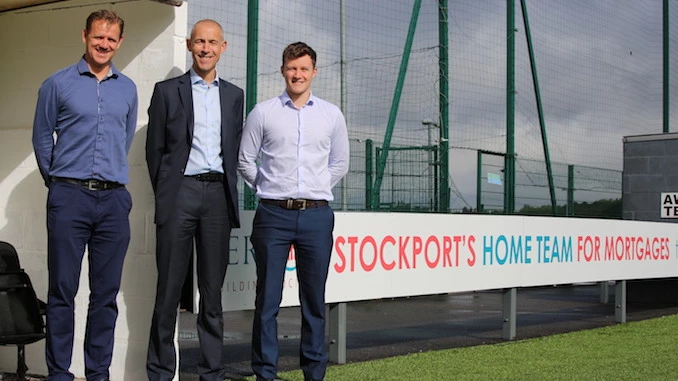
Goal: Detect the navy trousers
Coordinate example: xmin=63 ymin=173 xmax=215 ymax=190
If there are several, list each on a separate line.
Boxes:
xmin=147 ymin=177 xmax=231 ymax=381
xmin=45 ymin=181 xmax=131 ymax=381
xmin=250 ymin=202 xmax=334 ymax=381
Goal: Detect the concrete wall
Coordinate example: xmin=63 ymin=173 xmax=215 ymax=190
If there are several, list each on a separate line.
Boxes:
xmin=0 ymin=1 xmax=187 ymax=379
xmin=622 ymin=133 xmax=678 ymax=222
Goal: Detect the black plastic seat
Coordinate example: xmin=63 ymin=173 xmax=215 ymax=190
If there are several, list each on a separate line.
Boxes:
xmin=0 ymin=241 xmax=21 ymax=273
xmin=0 ymin=242 xmax=46 ymax=380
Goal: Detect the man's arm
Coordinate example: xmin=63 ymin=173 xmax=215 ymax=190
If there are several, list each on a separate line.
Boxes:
xmin=125 ymin=85 xmax=139 ymax=154
xmin=237 ymin=105 xmax=263 ymax=191
xmin=328 ymin=111 xmax=350 ymax=188
xmin=145 ymin=83 xmax=166 ymax=193
xmin=32 ymin=78 xmax=59 ymax=187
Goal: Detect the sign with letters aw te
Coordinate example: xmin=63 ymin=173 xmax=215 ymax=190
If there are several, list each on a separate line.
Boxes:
xmin=660 ymin=192 xmax=678 ymax=218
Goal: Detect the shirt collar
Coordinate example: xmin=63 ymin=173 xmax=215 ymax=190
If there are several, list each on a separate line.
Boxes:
xmin=77 ymin=56 xmax=118 ymax=79
xmin=190 ymin=67 xmax=220 ymax=86
xmin=280 ymin=90 xmax=315 ymax=108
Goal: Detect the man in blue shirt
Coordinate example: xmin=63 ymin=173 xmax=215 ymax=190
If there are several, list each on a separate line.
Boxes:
xmin=145 ymin=19 xmax=243 ymax=381
xmin=32 ymin=9 xmax=137 ymax=381
xmin=238 ymin=42 xmax=350 ymax=381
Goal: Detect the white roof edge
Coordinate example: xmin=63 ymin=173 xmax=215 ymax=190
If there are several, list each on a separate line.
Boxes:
xmin=623 ymin=132 xmax=678 ymax=143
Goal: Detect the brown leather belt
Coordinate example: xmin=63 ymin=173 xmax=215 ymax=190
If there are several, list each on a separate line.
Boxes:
xmin=51 ymin=177 xmax=123 ymax=191
xmin=260 ymin=199 xmax=328 ymax=210
xmin=186 ymin=172 xmax=224 ymax=182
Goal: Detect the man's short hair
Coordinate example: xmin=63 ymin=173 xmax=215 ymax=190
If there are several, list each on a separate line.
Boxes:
xmin=86 ymin=9 xmax=125 ymax=37
xmin=282 ymin=42 xmax=317 ymax=67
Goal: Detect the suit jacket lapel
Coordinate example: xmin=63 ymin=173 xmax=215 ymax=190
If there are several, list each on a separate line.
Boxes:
xmin=178 ymin=72 xmax=194 ymax=144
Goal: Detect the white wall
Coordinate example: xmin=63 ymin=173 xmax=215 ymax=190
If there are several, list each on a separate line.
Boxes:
xmin=0 ymin=1 xmax=187 ymax=379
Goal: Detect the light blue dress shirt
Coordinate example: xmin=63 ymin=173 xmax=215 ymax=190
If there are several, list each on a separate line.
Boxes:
xmin=185 ymin=68 xmax=223 ymax=175
xmin=238 ymin=91 xmax=350 ymax=201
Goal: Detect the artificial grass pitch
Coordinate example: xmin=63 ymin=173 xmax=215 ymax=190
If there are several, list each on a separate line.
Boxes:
xmin=254 ymin=314 xmax=678 ymax=381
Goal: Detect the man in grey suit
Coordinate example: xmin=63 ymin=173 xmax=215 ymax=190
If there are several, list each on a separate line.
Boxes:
xmin=145 ymin=19 xmax=243 ymax=381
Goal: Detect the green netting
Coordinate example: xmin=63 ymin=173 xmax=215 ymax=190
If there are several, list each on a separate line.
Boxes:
xmin=187 ymin=1 xmax=677 ymax=216
xmin=478 ymin=154 xmax=621 ymax=217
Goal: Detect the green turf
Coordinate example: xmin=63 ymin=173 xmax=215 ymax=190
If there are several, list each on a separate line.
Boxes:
xmin=246 ymin=314 xmax=678 ymax=381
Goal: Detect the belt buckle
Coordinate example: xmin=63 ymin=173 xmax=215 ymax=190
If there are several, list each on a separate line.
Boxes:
xmin=85 ymin=180 xmax=98 ymax=190
xmin=296 ymin=199 xmax=306 ymax=210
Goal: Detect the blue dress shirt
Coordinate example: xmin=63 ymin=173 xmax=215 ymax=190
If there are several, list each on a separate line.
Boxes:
xmin=184 ymin=68 xmax=223 ymax=176
xmin=238 ymin=91 xmax=350 ymax=201
xmin=32 ymin=57 xmax=138 ymax=185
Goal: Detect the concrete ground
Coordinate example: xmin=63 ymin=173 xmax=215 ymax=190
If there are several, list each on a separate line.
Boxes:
xmin=177 ymin=283 xmax=678 ymax=381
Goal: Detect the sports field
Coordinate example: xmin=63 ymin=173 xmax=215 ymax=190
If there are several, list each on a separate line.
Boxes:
xmin=261 ymin=313 xmax=678 ymax=381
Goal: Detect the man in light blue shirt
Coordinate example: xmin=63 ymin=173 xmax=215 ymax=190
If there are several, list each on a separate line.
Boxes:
xmin=238 ymin=41 xmax=350 ymax=381
xmin=145 ymin=19 xmax=243 ymax=381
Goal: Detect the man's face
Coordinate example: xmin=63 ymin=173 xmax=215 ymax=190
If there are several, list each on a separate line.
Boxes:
xmin=281 ymin=55 xmax=317 ymax=99
xmin=187 ymin=21 xmax=226 ymax=80
xmin=82 ymin=19 xmax=123 ymax=70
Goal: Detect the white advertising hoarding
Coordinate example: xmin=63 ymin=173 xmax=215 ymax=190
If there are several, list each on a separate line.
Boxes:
xmin=222 ymin=212 xmax=678 ymax=311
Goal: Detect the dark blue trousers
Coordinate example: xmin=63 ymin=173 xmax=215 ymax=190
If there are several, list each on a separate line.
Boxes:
xmin=250 ymin=202 xmax=334 ymax=381
xmin=45 ymin=182 xmax=131 ymax=381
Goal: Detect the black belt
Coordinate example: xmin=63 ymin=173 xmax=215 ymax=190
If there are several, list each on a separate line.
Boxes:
xmin=51 ymin=177 xmax=123 ymax=191
xmin=186 ymin=172 xmax=224 ymax=182
xmin=260 ymin=199 xmax=328 ymax=210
